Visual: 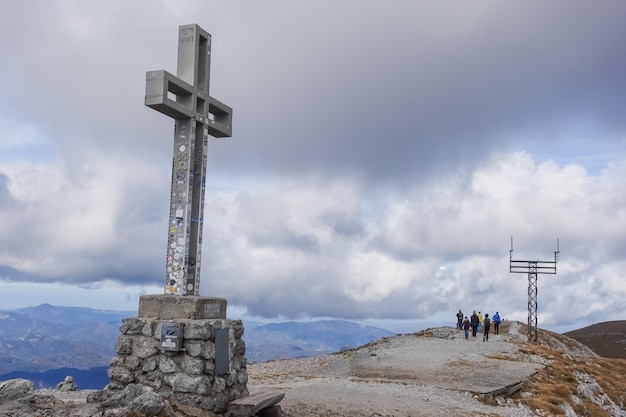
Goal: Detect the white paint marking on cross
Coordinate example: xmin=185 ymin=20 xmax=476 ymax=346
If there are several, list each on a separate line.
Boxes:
xmin=145 ymin=24 xmax=233 ymax=296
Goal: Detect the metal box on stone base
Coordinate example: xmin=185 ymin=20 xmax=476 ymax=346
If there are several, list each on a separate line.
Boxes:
xmin=160 ymin=322 xmax=184 ymax=352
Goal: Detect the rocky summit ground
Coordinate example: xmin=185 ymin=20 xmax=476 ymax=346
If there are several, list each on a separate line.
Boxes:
xmin=247 ymin=322 xmax=626 ymax=417
xmin=1 ymin=321 xmax=625 ymax=416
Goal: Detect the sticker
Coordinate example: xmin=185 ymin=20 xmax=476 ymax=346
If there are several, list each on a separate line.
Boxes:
xmin=179 ymin=144 xmax=186 ymax=152
xmin=187 ymin=283 xmax=194 ymax=291
xmin=178 ymin=238 xmax=185 ymax=245
xmin=176 ymin=172 xmax=186 ymax=181
xmin=170 ymin=242 xmax=177 ymax=248
xmin=176 ymin=209 xmax=184 ymax=218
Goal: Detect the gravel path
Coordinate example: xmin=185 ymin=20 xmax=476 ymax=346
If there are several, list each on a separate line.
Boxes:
xmin=247 ymin=323 xmax=543 ymax=417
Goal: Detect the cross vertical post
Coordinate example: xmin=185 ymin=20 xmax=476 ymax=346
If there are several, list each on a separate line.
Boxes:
xmin=145 ymin=24 xmax=233 ymax=296
xmin=509 ymin=237 xmax=559 ymax=342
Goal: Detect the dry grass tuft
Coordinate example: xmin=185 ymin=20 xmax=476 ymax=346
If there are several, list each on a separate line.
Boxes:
xmin=510 ymin=324 xmax=626 ymax=416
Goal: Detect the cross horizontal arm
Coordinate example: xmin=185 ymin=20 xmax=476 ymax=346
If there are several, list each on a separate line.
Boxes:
xmin=145 ymin=70 xmax=206 ymax=120
xmin=208 ymin=97 xmax=233 ymax=138
xmin=145 ymin=70 xmax=233 ymax=137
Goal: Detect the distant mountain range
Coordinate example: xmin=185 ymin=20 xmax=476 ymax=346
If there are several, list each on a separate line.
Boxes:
xmin=1 ymin=304 xmax=623 ymax=390
xmin=0 ymin=304 xmax=131 ymax=374
xmin=0 ymin=304 xmax=392 ymax=389
xmin=244 ymin=320 xmax=393 ymax=362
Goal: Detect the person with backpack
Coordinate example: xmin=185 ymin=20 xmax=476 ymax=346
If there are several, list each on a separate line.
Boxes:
xmin=470 ymin=310 xmax=479 ymax=339
xmin=482 ymin=313 xmax=491 ymax=341
xmin=492 ymin=311 xmax=501 ymax=335
xmin=462 ymin=316 xmax=471 ymax=340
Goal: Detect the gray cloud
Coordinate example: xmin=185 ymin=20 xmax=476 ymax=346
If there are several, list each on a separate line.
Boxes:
xmin=0 ymin=173 xmax=15 ymax=208
xmin=197 ymin=155 xmax=626 ymax=324
xmin=1 ymin=1 xmax=625 ymax=329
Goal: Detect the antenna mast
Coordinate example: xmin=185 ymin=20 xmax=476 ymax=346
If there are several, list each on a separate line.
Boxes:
xmin=509 ymin=237 xmax=559 ymax=342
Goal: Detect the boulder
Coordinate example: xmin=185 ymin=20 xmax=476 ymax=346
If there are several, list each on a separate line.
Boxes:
xmin=0 ymin=378 xmax=33 ymax=401
xmin=56 ymin=375 xmax=78 ymax=391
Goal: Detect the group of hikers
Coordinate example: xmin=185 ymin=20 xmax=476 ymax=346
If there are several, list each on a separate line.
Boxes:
xmin=455 ymin=309 xmax=501 ymax=341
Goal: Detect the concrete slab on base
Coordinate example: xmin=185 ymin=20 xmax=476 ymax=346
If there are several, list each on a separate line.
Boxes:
xmin=138 ymin=294 xmax=227 ymax=319
xmin=228 ymin=392 xmax=285 ymax=417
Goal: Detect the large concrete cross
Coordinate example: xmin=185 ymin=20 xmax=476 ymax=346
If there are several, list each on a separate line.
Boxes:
xmin=145 ymin=24 xmax=233 ymax=296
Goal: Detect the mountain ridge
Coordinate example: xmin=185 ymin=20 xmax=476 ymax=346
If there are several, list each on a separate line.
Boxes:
xmin=564 ymin=319 xmax=626 ymax=359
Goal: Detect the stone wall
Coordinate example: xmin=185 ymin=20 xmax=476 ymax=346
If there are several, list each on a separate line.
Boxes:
xmin=108 ymin=317 xmax=248 ymax=414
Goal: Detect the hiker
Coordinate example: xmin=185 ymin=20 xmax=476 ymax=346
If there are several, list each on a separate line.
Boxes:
xmin=470 ymin=310 xmax=479 ymax=338
xmin=456 ymin=309 xmax=464 ymax=330
xmin=483 ymin=313 xmax=491 ymax=341
xmin=463 ymin=316 xmax=470 ymax=340
xmin=477 ymin=311 xmax=483 ymax=331
xmin=492 ymin=311 xmax=501 ymax=335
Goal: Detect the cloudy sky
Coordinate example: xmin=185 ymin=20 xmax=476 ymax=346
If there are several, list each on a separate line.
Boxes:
xmin=1 ymin=1 xmax=625 ymax=333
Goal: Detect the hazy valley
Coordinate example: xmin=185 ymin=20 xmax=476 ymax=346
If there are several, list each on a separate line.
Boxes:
xmin=0 ymin=304 xmax=392 ymax=389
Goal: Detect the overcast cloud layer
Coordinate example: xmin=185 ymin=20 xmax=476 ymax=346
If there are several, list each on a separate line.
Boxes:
xmin=1 ymin=1 xmax=625 ymax=331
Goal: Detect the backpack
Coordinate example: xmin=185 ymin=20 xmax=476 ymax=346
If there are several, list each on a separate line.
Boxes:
xmin=484 ymin=317 xmax=490 ymax=326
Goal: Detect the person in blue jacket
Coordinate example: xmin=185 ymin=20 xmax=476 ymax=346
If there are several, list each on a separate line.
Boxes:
xmin=492 ymin=311 xmax=502 ymax=335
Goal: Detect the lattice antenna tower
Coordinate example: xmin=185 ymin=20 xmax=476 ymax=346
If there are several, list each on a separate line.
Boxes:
xmin=509 ymin=237 xmax=559 ymax=342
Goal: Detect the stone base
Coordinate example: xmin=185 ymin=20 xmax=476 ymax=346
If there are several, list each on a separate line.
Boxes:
xmin=138 ymin=294 xmax=227 ymax=319
xmin=109 ymin=303 xmax=247 ymax=414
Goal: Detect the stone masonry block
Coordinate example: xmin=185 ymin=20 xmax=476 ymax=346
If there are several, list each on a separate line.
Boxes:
xmin=159 ymin=356 xmax=178 ymax=373
xmin=134 ymin=337 xmax=159 ymax=358
xmin=142 ymin=357 xmax=157 ymax=372
xmin=173 ymin=394 xmax=216 ymax=413
xmin=226 ymin=372 xmax=237 ymax=388
xmin=212 ymin=377 xmax=226 ymax=393
xmin=204 ymin=360 xmax=215 ymax=375
xmin=137 ymin=371 xmax=162 ymax=390
xmin=120 ymin=318 xmax=145 ymax=335
xmin=184 ymin=342 xmax=203 ymax=357
xmin=231 ymin=320 xmax=244 ymax=339
xmin=165 ymin=373 xmax=211 ymax=395
xmin=236 ymin=369 xmax=248 ymax=385
xmin=109 ymin=356 xmax=123 ymax=367
xmin=115 ymin=337 xmax=133 ymax=355
xmin=142 ymin=319 xmax=156 ymax=337
xmin=184 ymin=321 xmax=214 ymax=340
xmin=181 ymin=356 xmax=205 ymax=375
xmin=125 ymin=356 xmax=141 ymax=371
xmin=201 ymin=340 xmax=216 ymax=360
xmin=234 ymin=339 xmax=246 ymax=357
xmin=138 ymin=295 xmax=227 ymax=319
xmin=108 ymin=367 xmax=135 ymax=385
